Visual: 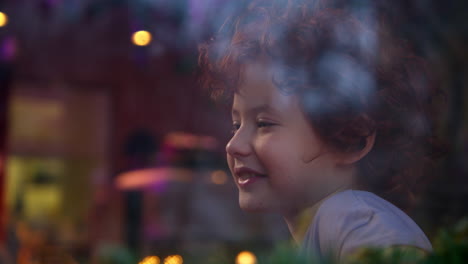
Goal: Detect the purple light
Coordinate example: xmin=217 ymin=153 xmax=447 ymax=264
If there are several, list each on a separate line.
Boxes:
xmin=1 ymin=37 xmax=17 ymax=62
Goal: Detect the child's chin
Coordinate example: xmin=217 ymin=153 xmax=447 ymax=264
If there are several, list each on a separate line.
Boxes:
xmin=240 ymin=204 xmax=267 ymax=213
xmin=239 ymin=197 xmax=269 ymax=213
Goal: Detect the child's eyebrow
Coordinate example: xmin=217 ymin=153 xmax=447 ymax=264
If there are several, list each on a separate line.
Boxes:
xmin=232 ymin=104 xmax=278 ymax=117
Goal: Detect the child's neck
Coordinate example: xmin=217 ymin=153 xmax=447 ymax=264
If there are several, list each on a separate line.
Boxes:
xmin=283 ymin=187 xmax=350 ymax=244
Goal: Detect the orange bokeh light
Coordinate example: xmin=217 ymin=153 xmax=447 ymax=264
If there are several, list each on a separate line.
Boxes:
xmin=132 ymin=30 xmax=152 ymax=46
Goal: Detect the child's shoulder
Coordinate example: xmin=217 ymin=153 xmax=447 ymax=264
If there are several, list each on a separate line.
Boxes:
xmin=314 ymin=190 xmax=431 ymax=244
xmin=314 ymin=190 xmax=376 ymax=233
xmin=302 ymin=190 xmax=432 ymax=259
xmin=317 ymin=189 xmax=406 ymax=220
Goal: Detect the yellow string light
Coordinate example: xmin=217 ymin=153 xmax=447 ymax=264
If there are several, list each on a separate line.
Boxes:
xmin=0 ymin=12 xmax=8 ymax=27
xmin=236 ymin=251 xmax=257 ymax=264
xmin=139 ymin=256 xmax=160 ymax=264
xmin=132 ymin=30 xmax=152 ymax=46
xmin=163 ymin=255 xmax=183 ymax=264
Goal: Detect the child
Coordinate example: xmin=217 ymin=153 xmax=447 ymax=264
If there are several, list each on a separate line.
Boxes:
xmin=199 ymin=0 xmax=441 ymax=261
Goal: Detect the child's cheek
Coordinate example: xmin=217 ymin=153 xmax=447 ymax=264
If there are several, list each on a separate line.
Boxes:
xmin=254 ymin=133 xmax=290 ymax=171
xmin=254 ymin=134 xmax=275 ymax=162
xmin=255 ymin=135 xmax=302 ymax=198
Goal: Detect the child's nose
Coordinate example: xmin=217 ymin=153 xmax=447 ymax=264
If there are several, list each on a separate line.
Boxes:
xmin=226 ymin=131 xmax=251 ymax=157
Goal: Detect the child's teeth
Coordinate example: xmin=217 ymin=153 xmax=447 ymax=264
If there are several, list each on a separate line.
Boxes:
xmin=239 ymin=173 xmax=255 ymax=181
xmin=238 ymin=173 xmax=253 ymax=184
xmin=237 ymin=172 xmax=267 ymax=184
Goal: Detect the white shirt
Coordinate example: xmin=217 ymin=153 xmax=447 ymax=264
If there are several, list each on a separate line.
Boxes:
xmin=301 ymin=190 xmax=432 ymax=261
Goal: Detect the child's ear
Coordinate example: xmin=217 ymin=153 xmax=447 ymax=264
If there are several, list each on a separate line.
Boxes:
xmin=337 ymin=132 xmax=376 ymax=165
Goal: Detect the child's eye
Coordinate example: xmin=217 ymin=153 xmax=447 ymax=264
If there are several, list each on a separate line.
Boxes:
xmin=231 ymin=123 xmax=240 ymax=134
xmin=256 ymin=121 xmax=275 ymax=128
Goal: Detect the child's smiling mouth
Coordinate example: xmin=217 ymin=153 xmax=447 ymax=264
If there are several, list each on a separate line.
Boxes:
xmin=234 ymin=166 xmax=268 ymax=187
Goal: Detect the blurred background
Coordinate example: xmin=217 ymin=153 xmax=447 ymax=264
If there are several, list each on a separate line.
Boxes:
xmin=0 ymin=0 xmax=466 ymax=264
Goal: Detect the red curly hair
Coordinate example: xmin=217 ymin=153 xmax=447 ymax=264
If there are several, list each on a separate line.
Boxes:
xmin=199 ymin=0 xmax=444 ymax=211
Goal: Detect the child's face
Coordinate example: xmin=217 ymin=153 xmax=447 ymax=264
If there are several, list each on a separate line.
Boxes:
xmin=227 ymin=63 xmax=347 ymax=215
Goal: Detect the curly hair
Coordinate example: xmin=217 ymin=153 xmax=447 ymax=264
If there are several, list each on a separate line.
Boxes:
xmin=198 ymin=0 xmax=444 ymax=211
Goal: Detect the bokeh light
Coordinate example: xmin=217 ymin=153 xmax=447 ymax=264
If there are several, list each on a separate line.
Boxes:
xmin=236 ymin=251 xmax=257 ymax=264
xmin=163 ymin=255 xmax=183 ymax=264
xmin=132 ymin=30 xmax=152 ymax=46
xmin=211 ymin=170 xmax=228 ymax=185
xmin=139 ymin=256 xmax=161 ymax=264
xmin=0 ymin=12 xmax=8 ymax=27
